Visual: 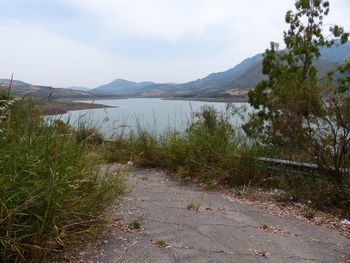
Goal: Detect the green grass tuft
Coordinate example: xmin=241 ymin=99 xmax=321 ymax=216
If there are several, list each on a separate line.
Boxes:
xmin=187 ymin=202 xmax=201 ymax=211
xmin=128 ymin=219 xmax=141 ymax=230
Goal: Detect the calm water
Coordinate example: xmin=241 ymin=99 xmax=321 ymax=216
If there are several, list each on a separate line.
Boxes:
xmin=49 ymin=98 xmax=250 ymax=139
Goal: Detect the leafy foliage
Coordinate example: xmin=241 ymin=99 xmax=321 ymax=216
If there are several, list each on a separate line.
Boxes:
xmin=245 ymin=0 xmax=350 ymax=181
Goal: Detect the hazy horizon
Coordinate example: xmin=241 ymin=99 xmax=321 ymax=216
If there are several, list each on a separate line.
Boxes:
xmin=1 ymin=0 xmax=349 ymax=88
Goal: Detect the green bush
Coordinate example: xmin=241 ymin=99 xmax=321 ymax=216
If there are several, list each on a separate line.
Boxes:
xmin=0 ymin=98 xmax=124 ymax=262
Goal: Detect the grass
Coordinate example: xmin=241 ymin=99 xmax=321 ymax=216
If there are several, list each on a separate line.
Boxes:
xmin=186 ymin=202 xmax=201 ymax=211
xmin=128 ymin=219 xmax=141 ymax=230
xmin=234 ymin=184 xmax=251 ymax=197
xmin=0 ymin=95 xmax=125 ymax=262
xmin=152 ymin=240 xmax=166 ymax=247
xmin=301 ymin=207 xmax=317 ymax=220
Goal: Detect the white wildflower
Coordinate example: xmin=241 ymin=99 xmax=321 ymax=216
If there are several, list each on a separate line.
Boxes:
xmin=0 ymin=96 xmax=22 ymax=133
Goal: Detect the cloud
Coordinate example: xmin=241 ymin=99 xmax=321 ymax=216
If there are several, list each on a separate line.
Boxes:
xmin=65 ymin=0 xmax=232 ymax=42
xmin=0 ymin=22 xmax=124 ymax=87
xmin=55 ymin=0 xmax=292 ymax=82
xmin=64 ymin=0 xmax=289 ymax=43
xmin=1 ymin=0 xmax=349 ymax=87
xmin=0 ymin=21 xmax=230 ymax=87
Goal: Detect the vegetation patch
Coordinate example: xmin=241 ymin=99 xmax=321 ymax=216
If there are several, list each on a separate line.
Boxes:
xmin=0 ymin=96 xmax=125 ymax=262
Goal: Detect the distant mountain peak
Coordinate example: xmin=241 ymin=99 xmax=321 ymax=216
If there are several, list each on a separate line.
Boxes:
xmin=90 ymin=79 xmax=158 ymax=96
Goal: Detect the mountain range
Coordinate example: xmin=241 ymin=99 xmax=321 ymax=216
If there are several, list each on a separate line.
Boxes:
xmin=1 ymin=41 xmax=349 ymax=100
xmin=90 ymin=41 xmax=349 ymax=98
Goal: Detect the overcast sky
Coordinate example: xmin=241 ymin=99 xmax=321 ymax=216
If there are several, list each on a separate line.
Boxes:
xmin=0 ymin=0 xmax=349 ymax=88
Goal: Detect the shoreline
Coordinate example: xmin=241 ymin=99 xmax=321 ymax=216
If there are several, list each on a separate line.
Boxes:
xmin=162 ymin=96 xmax=248 ymax=103
xmin=39 ymin=100 xmax=116 ymax=116
xmin=40 ymin=96 xmax=248 ymax=116
xmin=76 ymin=95 xmax=249 ymax=103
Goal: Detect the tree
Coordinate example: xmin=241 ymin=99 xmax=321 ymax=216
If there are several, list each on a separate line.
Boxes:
xmin=245 ymin=0 xmax=350 ymax=180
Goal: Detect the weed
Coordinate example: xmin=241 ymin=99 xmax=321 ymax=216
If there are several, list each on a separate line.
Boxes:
xmin=234 ymin=184 xmax=251 ymax=197
xmin=152 ymin=240 xmax=166 ymax=247
xmin=302 ymin=207 xmax=316 ymax=220
xmin=128 ymin=219 xmax=141 ymax=230
xmin=260 ymin=224 xmax=269 ymax=230
xmin=187 ymin=202 xmax=201 ymax=211
xmin=258 ymin=250 xmax=268 ymax=257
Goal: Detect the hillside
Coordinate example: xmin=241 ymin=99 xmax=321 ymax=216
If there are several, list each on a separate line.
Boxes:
xmin=174 ymin=54 xmax=263 ymax=92
xmin=320 ymin=41 xmax=350 ymax=63
xmin=68 ymin=86 xmax=91 ymax=92
xmin=90 ymin=79 xmax=159 ymax=96
xmin=0 ymin=79 xmax=93 ymax=99
xmin=229 ymin=58 xmax=338 ymax=89
xmin=90 ymin=41 xmax=349 ymax=98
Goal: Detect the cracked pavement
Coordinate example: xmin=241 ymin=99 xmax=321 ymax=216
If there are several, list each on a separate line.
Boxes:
xmin=82 ymin=167 xmax=350 ymax=263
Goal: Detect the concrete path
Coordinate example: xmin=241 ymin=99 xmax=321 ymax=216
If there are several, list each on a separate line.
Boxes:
xmin=83 ymin=167 xmax=350 ymax=263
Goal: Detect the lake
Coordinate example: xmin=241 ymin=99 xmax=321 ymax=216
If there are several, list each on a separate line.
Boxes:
xmin=49 ymin=98 xmax=251 ymax=139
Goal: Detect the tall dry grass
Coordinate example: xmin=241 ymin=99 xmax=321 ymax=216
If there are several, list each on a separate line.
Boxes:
xmin=0 ymin=96 xmax=125 ymax=262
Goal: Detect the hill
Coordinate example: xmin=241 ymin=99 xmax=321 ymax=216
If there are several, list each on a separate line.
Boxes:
xmin=0 ymin=79 xmax=93 ymax=99
xmin=90 ymin=41 xmax=349 ymax=98
xmin=320 ymin=41 xmax=350 ymax=63
xmin=68 ymin=86 xmax=91 ymax=92
xmin=90 ymin=79 xmax=159 ymax=96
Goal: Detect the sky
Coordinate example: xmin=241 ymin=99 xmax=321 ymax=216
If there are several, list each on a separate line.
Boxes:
xmin=0 ymin=0 xmax=349 ymax=88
